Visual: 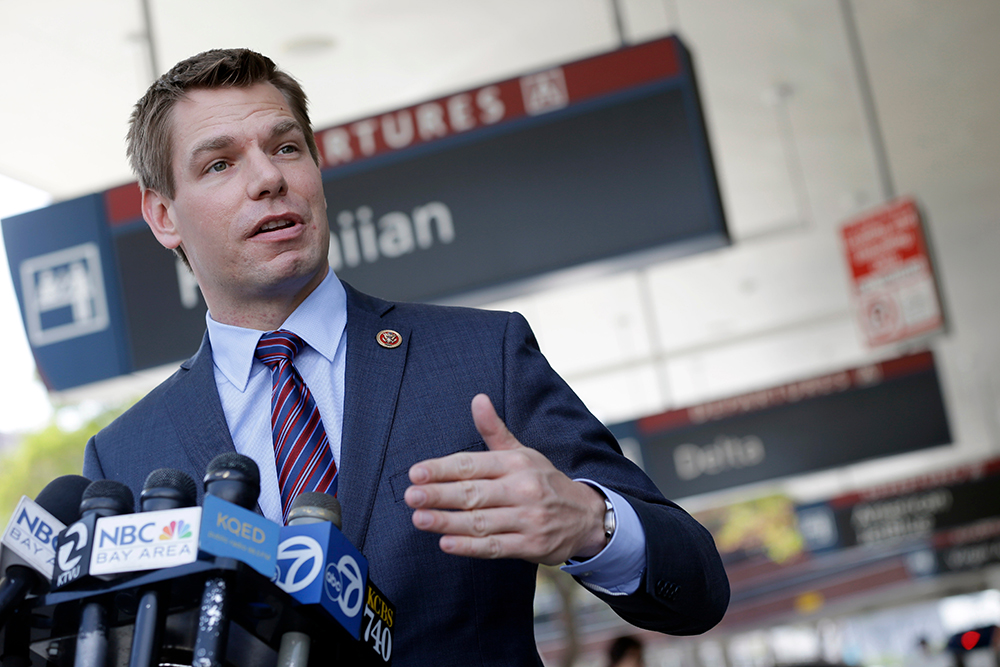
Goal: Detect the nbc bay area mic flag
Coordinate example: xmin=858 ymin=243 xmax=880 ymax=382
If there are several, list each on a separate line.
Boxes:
xmin=88 ymin=507 xmax=201 ymax=576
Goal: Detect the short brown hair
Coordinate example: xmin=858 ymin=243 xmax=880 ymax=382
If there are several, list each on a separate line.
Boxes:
xmin=126 ymin=48 xmax=320 ymax=200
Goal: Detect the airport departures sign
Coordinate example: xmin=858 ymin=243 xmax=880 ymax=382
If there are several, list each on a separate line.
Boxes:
xmin=3 ymin=36 xmax=727 ymax=390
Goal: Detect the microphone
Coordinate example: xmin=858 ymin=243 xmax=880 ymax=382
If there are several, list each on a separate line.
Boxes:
xmin=34 ymin=476 xmax=93 ymax=526
xmin=81 ymin=480 xmax=135 ymax=519
xmin=52 ymin=479 xmax=136 ymax=589
xmin=203 ymin=452 xmax=260 ymax=509
xmin=288 ymin=492 xmax=342 ymax=527
xmin=193 ymin=453 xmax=264 ymax=667
xmin=275 ymin=493 xmax=395 ymax=664
xmin=0 ymin=475 xmax=89 ymax=667
xmin=140 ymin=468 xmax=198 ymax=512
xmin=0 ymin=475 xmax=90 ymax=628
xmin=73 ymin=480 xmax=134 ymax=667
xmin=128 ymin=469 xmax=198 ymax=667
xmin=275 ymin=493 xmax=367 ymax=635
xmin=196 ymin=452 xmax=279 ymax=576
xmin=276 ymin=492 xmax=344 ymax=667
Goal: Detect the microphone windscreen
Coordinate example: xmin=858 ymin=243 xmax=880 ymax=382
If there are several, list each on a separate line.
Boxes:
xmin=288 ymin=492 xmax=342 ymax=528
xmin=143 ymin=468 xmax=197 ymax=505
xmin=81 ymin=479 xmax=135 ymax=514
xmin=205 ymin=452 xmax=261 ymax=491
xmin=34 ymin=475 xmax=91 ymax=525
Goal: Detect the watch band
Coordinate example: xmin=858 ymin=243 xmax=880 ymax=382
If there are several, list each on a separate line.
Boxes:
xmin=603 ymin=497 xmax=616 ymax=543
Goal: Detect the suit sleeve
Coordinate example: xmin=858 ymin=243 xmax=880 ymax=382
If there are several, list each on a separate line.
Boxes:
xmin=497 ymin=311 xmax=729 ymax=634
xmin=83 ymin=435 xmax=106 ymax=481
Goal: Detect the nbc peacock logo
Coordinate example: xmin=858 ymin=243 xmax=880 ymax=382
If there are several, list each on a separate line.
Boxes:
xmin=159 ymin=520 xmax=193 ymax=541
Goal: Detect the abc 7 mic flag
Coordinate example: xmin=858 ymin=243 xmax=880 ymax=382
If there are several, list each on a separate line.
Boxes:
xmin=273 ymin=521 xmax=368 ymax=637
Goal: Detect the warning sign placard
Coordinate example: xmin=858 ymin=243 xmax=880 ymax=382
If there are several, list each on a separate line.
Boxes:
xmin=841 ymin=197 xmax=944 ymax=347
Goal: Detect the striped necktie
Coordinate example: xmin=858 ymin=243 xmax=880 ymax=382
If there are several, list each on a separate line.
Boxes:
xmin=255 ymin=330 xmax=337 ymax=521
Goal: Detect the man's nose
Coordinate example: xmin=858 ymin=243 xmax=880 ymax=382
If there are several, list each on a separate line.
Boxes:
xmin=247 ymin=150 xmax=287 ymax=199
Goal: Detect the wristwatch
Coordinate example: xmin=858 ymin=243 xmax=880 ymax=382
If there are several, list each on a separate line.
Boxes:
xmin=603 ymin=496 xmax=616 ymax=543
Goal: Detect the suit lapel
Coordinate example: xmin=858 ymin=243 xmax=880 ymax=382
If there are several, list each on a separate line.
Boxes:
xmin=339 ymin=283 xmax=409 ymax=549
xmin=165 ymin=333 xmax=236 ymax=478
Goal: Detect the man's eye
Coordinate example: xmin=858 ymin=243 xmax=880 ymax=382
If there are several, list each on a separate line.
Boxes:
xmin=278 ymin=145 xmax=298 ymax=155
xmin=208 ymin=161 xmax=227 ymax=173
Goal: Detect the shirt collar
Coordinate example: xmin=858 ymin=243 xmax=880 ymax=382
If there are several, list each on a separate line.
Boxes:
xmin=206 ymin=271 xmax=347 ymax=392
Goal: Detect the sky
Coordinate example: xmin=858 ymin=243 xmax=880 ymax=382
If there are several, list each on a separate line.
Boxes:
xmin=0 ymin=173 xmax=56 ymax=434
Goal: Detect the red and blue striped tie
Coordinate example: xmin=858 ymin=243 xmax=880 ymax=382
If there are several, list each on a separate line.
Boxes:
xmin=255 ymin=330 xmax=337 ymax=521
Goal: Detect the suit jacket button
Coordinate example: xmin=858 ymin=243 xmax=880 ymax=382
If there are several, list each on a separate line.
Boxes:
xmin=656 ymin=580 xmax=678 ymax=600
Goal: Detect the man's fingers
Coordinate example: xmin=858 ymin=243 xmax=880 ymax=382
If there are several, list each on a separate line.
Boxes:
xmin=405 ymin=478 xmax=509 ymax=511
xmin=405 ymin=393 xmax=583 ymax=565
xmin=408 ymin=449 xmax=511 ymax=485
xmin=409 ymin=506 xmax=524 ymax=540
xmin=471 ymin=393 xmax=520 ymax=452
xmin=436 ymin=533 xmax=562 ymax=565
xmin=407 ymin=394 xmax=524 ymax=484
xmin=439 ymin=534 xmax=515 ymax=560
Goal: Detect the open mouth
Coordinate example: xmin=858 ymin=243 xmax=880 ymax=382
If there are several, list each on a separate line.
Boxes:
xmin=254 ymin=218 xmax=297 ymax=236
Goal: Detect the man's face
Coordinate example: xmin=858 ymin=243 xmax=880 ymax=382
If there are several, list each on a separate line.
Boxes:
xmin=144 ymin=82 xmax=329 ymax=322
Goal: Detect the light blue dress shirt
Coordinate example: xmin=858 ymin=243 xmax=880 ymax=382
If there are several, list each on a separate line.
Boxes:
xmin=207 ymin=272 xmax=347 ymax=523
xmin=206 ymin=271 xmax=645 ymax=594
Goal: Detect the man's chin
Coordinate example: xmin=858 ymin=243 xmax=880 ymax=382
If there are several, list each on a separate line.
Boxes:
xmin=257 ymin=255 xmax=328 ymax=295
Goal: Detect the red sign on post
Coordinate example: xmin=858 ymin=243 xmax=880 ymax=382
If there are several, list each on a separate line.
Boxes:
xmin=841 ymin=197 xmax=944 ymax=347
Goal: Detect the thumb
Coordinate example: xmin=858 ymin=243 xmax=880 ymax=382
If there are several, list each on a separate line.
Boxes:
xmin=471 ymin=393 xmax=520 ymax=451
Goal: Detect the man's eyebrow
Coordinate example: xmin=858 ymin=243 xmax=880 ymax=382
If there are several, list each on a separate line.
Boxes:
xmin=271 ymin=119 xmax=303 ymax=139
xmin=188 ymin=135 xmax=235 ymax=171
xmin=186 ymin=120 xmax=304 ymax=171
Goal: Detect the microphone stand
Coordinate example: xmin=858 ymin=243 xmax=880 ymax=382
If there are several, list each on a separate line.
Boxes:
xmin=192 ymin=454 xmax=261 ymax=667
xmin=276 ymin=492 xmax=343 ymax=667
xmin=73 ymin=480 xmax=134 ymax=667
xmin=128 ymin=469 xmax=198 ymax=667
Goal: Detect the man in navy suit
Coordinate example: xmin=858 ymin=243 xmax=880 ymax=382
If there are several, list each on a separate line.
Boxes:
xmin=84 ymin=49 xmax=728 ymax=665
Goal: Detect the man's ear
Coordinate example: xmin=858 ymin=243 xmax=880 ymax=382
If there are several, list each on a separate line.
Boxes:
xmin=142 ymin=189 xmax=182 ymax=250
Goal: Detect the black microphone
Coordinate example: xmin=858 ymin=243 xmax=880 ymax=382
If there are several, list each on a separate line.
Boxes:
xmin=73 ymin=480 xmax=134 ymax=667
xmin=193 ymin=453 xmax=261 ymax=667
xmin=79 ymin=480 xmax=135 ymax=520
xmin=36 ymin=476 xmax=93 ymax=526
xmin=276 ymin=492 xmax=344 ymax=667
xmin=53 ymin=479 xmax=135 ymax=590
xmin=0 ymin=475 xmax=90 ymax=629
xmin=128 ymin=469 xmax=198 ymax=667
xmin=0 ymin=475 xmax=89 ymax=667
xmin=140 ymin=468 xmax=198 ymax=512
xmin=203 ymin=452 xmax=260 ymax=509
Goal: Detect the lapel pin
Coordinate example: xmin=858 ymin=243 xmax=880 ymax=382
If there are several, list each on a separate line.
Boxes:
xmin=377 ymin=329 xmax=402 ymax=349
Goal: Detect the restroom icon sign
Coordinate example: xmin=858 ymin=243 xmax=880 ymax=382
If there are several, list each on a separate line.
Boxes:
xmin=20 ymin=243 xmax=110 ymax=347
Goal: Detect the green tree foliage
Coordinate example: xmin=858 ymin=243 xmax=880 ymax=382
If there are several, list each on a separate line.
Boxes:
xmin=0 ymin=405 xmax=127 ymax=532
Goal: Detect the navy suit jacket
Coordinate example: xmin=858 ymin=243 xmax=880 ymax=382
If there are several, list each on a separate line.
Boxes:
xmin=84 ymin=282 xmax=729 ymax=665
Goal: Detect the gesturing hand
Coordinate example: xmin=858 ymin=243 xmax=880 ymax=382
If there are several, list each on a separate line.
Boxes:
xmin=404 ymin=393 xmax=608 ymax=566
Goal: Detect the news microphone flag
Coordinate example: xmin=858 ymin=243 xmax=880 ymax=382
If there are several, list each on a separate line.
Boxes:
xmin=1 ymin=497 xmax=66 ymax=581
xmin=360 ymin=580 xmax=396 ymax=663
xmin=274 ymin=521 xmax=368 ymax=639
xmin=87 ymin=507 xmax=201 ymax=576
xmin=198 ymin=494 xmax=280 ymax=577
xmin=51 ymin=514 xmax=98 ymax=589
xmin=73 ymin=495 xmax=282 ymax=579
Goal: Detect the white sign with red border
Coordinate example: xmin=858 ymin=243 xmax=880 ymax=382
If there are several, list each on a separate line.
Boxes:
xmin=841 ymin=197 xmax=944 ymax=347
